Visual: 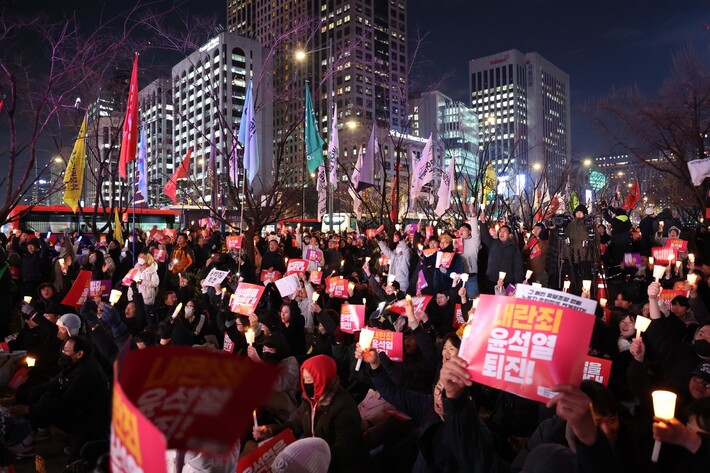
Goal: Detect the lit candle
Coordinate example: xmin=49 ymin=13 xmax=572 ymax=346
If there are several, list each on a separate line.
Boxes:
xmin=634 ymin=315 xmax=652 ymax=341
xmin=23 ymin=296 xmax=32 ymax=304
xmin=525 ymin=270 xmax=533 ymax=281
xmin=582 ymin=280 xmax=592 ymax=292
xmin=563 ymin=280 xmax=571 ymax=292
xmin=688 ymin=253 xmax=695 ymax=264
xmin=221 ymin=287 xmax=226 ymax=299
xmin=253 ymin=409 xmax=258 ymax=429
xmin=245 ymin=328 xmax=255 ymax=346
xmin=651 ymin=390 xmax=677 ymax=462
xmin=362 ymin=298 xmax=367 ymax=306
xmin=26 ymin=356 xmax=35 ymax=368
xmin=599 ymin=297 xmax=607 ymax=308
xmin=648 ymin=256 xmax=654 ymax=266
xmin=688 ymin=273 xmax=698 ymax=285
xmin=531 ymin=282 xmax=542 ymax=288
xmin=355 ymin=327 xmax=375 ymax=371
xmin=109 ymin=289 xmax=122 ymax=305
xmin=312 ymin=292 xmax=320 ymax=302
xmin=652 ymin=265 xmax=666 ymax=282
xmin=58 ymin=258 xmax=65 ymax=267
xmin=498 ymin=271 xmax=506 ymax=281
xmin=365 ymin=257 xmax=371 ymax=264
xmin=171 ymin=302 xmax=183 ymax=319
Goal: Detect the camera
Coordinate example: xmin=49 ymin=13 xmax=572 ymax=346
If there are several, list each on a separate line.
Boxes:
xmin=546 ymin=214 xmax=571 ymax=228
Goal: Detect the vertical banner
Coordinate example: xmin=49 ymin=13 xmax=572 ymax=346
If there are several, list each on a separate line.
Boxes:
xmin=458 ymin=295 xmax=595 ymax=403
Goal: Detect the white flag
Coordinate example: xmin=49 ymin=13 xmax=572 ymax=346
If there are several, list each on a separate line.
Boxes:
xmin=328 ymin=103 xmax=339 ymax=189
xmin=238 ymin=80 xmax=259 ymax=184
xmin=358 ymin=126 xmax=376 ymax=190
xmin=317 ymin=164 xmax=327 ymax=221
xmin=228 ymin=131 xmax=239 ymax=187
xmin=688 ymin=158 xmax=710 ymax=186
xmin=435 ymin=157 xmax=456 ymax=217
xmin=349 ymin=146 xmax=364 ymax=220
xmin=411 ymin=133 xmax=434 ymax=197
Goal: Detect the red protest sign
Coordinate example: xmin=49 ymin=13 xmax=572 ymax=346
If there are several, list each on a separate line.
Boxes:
xmin=237 ymin=429 xmax=296 ymax=473
xmin=61 ymin=270 xmax=92 ymax=308
xmin=110 ymin=380 xmax=167 ymax=473
xmin=436 ymin=251 xmax=454 ymax=269
xmin=223 ymin=333 xmax=235 ymax=354
xmin=453 ymin=303 xmax=465 ymax=329
xmin=458 ymin=295 xmax=595 ymax=403
xmin=226 ymin=235 xmax=243 ymax=250
xmin=582 ymin=355 xmax=612 ymax=387
xmin=425 ymin=226 xmax=434 ymax=239
xmin=260 ymin=270 xmax=282 ymax=284
xmin=325 ymin=276 xmax=339 ymax=295
xmin=665 ymin=238 xmax=688 ymax=253
xmin=454 ymin=238 xmax=464 ymax=254
xmin=375 ymin=225 xmax=385 ymax=235
xmin=122 ymin=268 xmax=140 ymax=287
xmin=89 ymin=280 xmax=112 ymax=297
xmin=370 ymin=328 xmax=404 ymax=362
xmin=652 ymin=246 xmax=676 ymax=265
xmin=332 ymin=279 xmax=350 ymax=299
xmin=304 ymin=248 xmax=323 ymax=264
xmin=229 ymin=283 xmax=265 ymax=315
xmin=117 ymin=346 xmax=280 ymax=455
xmin=422 ymin=248 xmax=437 ymax=258
xmin=340 ymin=304 xmax=366 ymax=333
xmin=285 ymin=259 xmax=309 ymax=276
xmin=658 ymin=289 xmax=686 ymax=302
xmin=309 ymin=271 xmax=323 ymax=285
xmin=151 ymin=248 xmax=167 ymax=262
xmin=416 ymin=270 xmax=428 ymax=292
xmin=389 ymin=295 xmax=432 ymax=315
xmin=366 ymin=229 xmax=376 ymax=239
xmin=163 ymin=228 xmax=177 ymax=242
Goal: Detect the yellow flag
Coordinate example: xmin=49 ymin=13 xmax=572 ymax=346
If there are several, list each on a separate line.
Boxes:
xmin=482 ymin=164 xmax=498 ymax=204
xmin=113 ymin=208 xmax=124 ymax=245
xmin=63 ymin=116 xmax=87 ymax=212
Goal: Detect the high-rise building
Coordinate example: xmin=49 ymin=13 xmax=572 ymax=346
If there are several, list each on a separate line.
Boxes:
xmin=469 ymin=49 xmax=570 ymax=184
xmin=172 ymin=32 xmax=273 ymax=201
xmin=228 ymin=0 xmax=408 ymax=197
xmin=138 ymin=78 xmax=173 ymax=206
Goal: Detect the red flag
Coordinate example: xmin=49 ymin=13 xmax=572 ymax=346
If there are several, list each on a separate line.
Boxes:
xmin=163 ymin=148 xmax=192 ymax=204
xmin=390 ymin=161 xmax=400 ymax=222
xmin=118 ymin=53 xmax=139 ymax=180
xmin=621 ymin=179 xmax=640 ymax=211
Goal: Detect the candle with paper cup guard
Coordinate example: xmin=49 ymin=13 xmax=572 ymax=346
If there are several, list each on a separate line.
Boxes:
xmin=582 ymin=280 xmax=592 ymax=292
xmin=651 ymin=390 xmax=677 ymax=463
xmin=221 ymin=287 xmax=226 ymax=299
xmin=253 ymin=410 xmax=258 ymax=429
xmin=652 ymin=265 xmax=667 ymax=282
xmin=245 ymin=328 xmax=255 ymax=346
xmin=599 ymin=298 xmax=608 ymax=308
xmin=171 ymin=302 xmax=183 ymax=319
xmin=58 ymin=257 xmax=65 ymax=267
xmin=634 ymin=315 xmax=652 ymax=341
xmin=109 ymin=289 xmax=122 ymax=305
xmin=26 ymin=356 xmax=35 ymax=368
xmin=563 ymin=280 xmax=571 ymax=292
xmin=531 ymin=282 xmax=542 ymax=288
xmin=23 ymin=296 xmax=32 ymax=304
xmin=355 ymin=327 xmax=375 ymax=371
xmin=525 ymin=270 xmax=533 ymax=281
xmin=312 ymin=292 xmax=320 ymax=302
xmin=365 ymin=257 xmax=371 ymax=264
xmin=498 ymin=272 xmax=506 ymax=282
xmin=648 ymin=256 xmax=654 ymax=267
xmin=688 ymin=253 xmax=695 ymax=264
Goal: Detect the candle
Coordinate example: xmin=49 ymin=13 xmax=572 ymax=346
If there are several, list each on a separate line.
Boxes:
xmin=651 ymin=390 xmax=677 ymax=463
xmin=531 ymin=282 xmax=542 ymax=288
xmin=525 ymin=270 xmax=533 ymax=281
xmin=365 ymin=257 xmax=371 ymax=264
xmin=599 ymin=298 xmax=607 ymax=308
xmin=688 ymin=253 xmax=695 ymax=264
xmin=582 ymin=280 xmax=592 ymax=292
xmin=405 ymin=294 xmax=412 ymax=302
xmin=172 ymin=259 xmax=178 ymax=265
xmin=312 ymin=292 xmax=320 ymax=302
xmin=58 ymin=258 xmax=65 ymax=267
xmin=449 ymin=272 xmax=458 ymax=280
xmin=253 ymin=409 xmax=258 ymax=429
xmin=355 ymin=327 xmax=375 ymax=371
xmin=109 ymin=289 xmax=122 ymax=305
xmin=648 ymin=256 xmax=654 ymax=266
xmin=23 ymin=296 xmax=32 ymax=304
xmin=285 ymin=257 xmax=289 ymax=264
xmin=221 ymin=287 xmax=226 ymax=299
xmin=245 ymin=328 xmax=255 ymax=346
xmin=634 ymin=315 xmax=652 ymax=340
xmin=26 ymin=356 xmax=35 ymax=368
xmin=362 ymin=298 xmax=367 ymax=306
xmin=171 ymin=302 xmax=183 ymax=319
xmin=480 ymin=203 xmax=485 ymax=211
xmin=563 ymin=280 xmax=571 ymax=292
xmin=652 ymin=265 xmax=666 ymax=282
xmin=675 ymin=260 xmax=681 ymax=269
xmin=498 ymin=271 xmax=506 ymax=281
xmin=688 ymin=273 xmax=699 ymax=285
xmin=387 ymin=274 xmax=396 ymax=285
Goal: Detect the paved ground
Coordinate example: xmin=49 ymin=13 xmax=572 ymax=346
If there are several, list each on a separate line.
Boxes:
xmin=12 ymin=428 xmax=71 ymax=473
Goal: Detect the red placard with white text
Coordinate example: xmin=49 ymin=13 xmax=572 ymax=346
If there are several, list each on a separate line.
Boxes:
xmin=122 ymin=268 xmax=140 ymax=287
xmin=151 ymin=248 xmax=167 ymax=262
xmin=652 ymin=246 xmax=676 ymax=265
xmin=453 ymin=304 xmax=465 ymax=329
xmin=582 ymin=356 xmax=612 ymax=387
xmin=665 ymin=238 xmax=687 ymax=253
xmin=229 ymin=283 xmax=265 ymax=315
xmin=223 ymin=333 xmax=235 ymax=354
xmin=285 ymin=259 xmax=308 ymax=277
xmin=340 ymin=304 xmax=366 ymax=333
xmin=370 ymin=329 xmax=404 ymax=362
xmin=226 ymin=235 xmax=243 ymax=251
xmin=436 ymin=251 xmax=454 ymax=269
xmin=163 ymin=228 xmax=177 ymax=242
xmin=237 ymin=429 xmax=296 ymax=473
xmin=388 ymin=296 xmax=432 ymax=315
xmin=260 ymin=270 xmax=282 ymax=284
xmin=458 ymin=295 xmax=595 ymax=403
xmin=61 ymin=270 xmax=92 ymax=308
xmin=325 ymin=276 xmax=339 ymax=295
xmin=332 ymin=279 xmax=350 ymax=299
xmin=309 ymin=271 xmax=323 ymax=285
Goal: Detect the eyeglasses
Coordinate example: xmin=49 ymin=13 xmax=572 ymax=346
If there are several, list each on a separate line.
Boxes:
xmin=692 ymin=376 xmax=710 ymax=390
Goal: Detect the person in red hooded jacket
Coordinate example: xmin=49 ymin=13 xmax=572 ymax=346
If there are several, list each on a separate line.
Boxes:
xmin=253 ymin=354 xmax=372 ymax=472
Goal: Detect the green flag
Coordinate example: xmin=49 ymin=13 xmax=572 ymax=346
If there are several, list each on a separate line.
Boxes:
xmin=568 ymin=191 xmax=580 ymax=213
xmin=305 ymin=82 xmax=325 ymax=174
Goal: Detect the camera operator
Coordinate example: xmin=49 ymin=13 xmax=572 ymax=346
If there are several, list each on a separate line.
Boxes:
xmin=601 ymin=202 xmax=632 ymax=268
xmin=562 ymin=205 xmax=596 ymax=293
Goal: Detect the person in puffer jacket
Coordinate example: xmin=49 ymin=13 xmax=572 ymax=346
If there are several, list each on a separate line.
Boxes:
xmin=128 ymin=251 xmax=160 ymax=310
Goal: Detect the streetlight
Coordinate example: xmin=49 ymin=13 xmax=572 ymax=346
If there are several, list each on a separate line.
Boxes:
xmin=532 ymin=162 xmax=542 ymax=171
xmin=583 ymin=158 xmax=592 ymax=167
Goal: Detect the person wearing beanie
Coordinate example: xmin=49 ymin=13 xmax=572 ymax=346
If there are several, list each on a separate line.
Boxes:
xmin=271 ymin=437 xmax=331 ymax=473
xmin=602 ymin=204 xmax=632 ymax=267
xmin=253 ymin=355 xmax=372 ymax=472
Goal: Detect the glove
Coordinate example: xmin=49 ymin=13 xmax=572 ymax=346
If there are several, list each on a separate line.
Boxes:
xmin=101 ymin=304 xmax=122 ymax=329
xmin=20 ymin=303 xmax=37 ymax=320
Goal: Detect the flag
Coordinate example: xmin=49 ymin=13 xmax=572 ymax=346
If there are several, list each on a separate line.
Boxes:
xmin=328 ymin=103 xmax=339 ymax=189
xmin=611 ymin=184 xmax=620 ymax=208
xmin=358 ymin=126 xmax=376 ymax=191
xmin=228 ymin=130 xmax=239 ymax=187
xmin=482 ymin=163 xmax=497 ymax=204
xmin=411 ymin=133 xmax=434 ymax=197
xmin=63 ymin=115 xmax=87 ymax=213
xmin=349 ymin=147 xmax=364 ymax=220
xmin=238 ymin=80 xmax=259 ymax=184
xmin=435 ymin=157 xmax=456 ymax=217
xmin=135 ymin=126 xmax=148 ymax=205
xmin=688 ymin=159 xmax=710 ymax=186
xmin=163 ymin=148 xmax=192 ymax=204
xmin=113 ymin=208 xmax=124 ymax=245
xmin=317 ymin=164 xmax=327 ymax=221
xmin=304 ymin=82 xmax=324 ymax=174
xmin=622 ymin=179 xmax=640 ymax=210
xmin=568 ymin=191 xmax=580 ymax=213
xmin=118 ymin=53 xmax=139 ymax=180
xmin=390 ymin=161 xmax=400 ymax=222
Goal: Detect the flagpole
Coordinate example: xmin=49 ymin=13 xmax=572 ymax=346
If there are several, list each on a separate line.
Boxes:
xmin=238 ymin=168 xmax=245 ymax=278
xmin=327 ymin=38 xmax=334 ymax=233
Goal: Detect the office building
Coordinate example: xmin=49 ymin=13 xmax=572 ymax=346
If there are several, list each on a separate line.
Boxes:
xmin=138 ymin=78 xmax=174 ymax=206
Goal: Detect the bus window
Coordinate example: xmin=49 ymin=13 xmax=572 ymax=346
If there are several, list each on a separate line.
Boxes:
xmin=322 ymin=213 xmax=355 ymax=233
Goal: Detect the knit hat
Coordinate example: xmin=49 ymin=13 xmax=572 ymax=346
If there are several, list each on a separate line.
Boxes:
xmin=57 ymin=313 xmax=82 ymax=336
xmin=692 ymin=361 xmax=710 ymax=383
xmin=573 ymin=205 xmax=588 ymax=216
xmin=271 ymin=437 xmax=331 ymax=473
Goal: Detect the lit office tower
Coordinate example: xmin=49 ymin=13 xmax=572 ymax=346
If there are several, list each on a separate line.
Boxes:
xmin=469 ymin=49 xmax=570 ymax=184
xmin=138 ymin=78 xmax=173 ymax=206
xmin=228 ymin=0 xmax=408 ymax=189
xmin=172 ymin=32 xmax=272 ymax=200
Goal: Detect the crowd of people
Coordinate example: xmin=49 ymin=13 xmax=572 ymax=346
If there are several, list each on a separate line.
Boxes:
xmin=0 ymin=200 xmax=708 ymax=472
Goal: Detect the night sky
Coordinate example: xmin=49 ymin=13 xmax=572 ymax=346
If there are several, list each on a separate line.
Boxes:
xmin=5 ymin=0 xmax=709 ymax=160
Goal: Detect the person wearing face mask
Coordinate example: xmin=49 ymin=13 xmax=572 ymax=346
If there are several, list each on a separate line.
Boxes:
xmin=253 ymin=355 xmax=371 ymax=473
xmin=127 ymin=251 xmax=160 ymax=313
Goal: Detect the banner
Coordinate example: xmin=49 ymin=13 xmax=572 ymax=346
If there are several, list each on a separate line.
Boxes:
xmin=458 ymin=295 xmax=595 ymax=403
xmin=304 ymin=248 xmax=323 ymax=264
xmin=229 ymin=283 xmax=265 ymax=315
xmin=652 ymin=246 xmax=676 ymax=265
xmin=665 ymin=238 xmax=688 ymax=253
xmin=260 ymin=270 xmax=282 ymax=284
xmin=370 ymin=329 xmax=404 ymax=362
xmin=274 ymin=274 xmax=301 ymax=298
xmin=122 ymin=268 xmax=141 ymax=287
xmin=237 ymin=429 xmax=296 ymax=473
xmin=622 ymin=253 xmax=643 ymax=268
xmin=61 ymin=270 xmax=92 ymax=307
xmin=226 ymin=235 xmax=243 ymax=251
xmin=582 ymin=356 xmax=612 ymax=387
xmin=388 ymin=295 xmax=432 ymax=315
xmin=89 ymin=280 xmax=112 ymax=298
xmin=151 ymin=248 xmax=167 ymax=263
xmin=203 ymin=269 xmax=230 ymax=287
xmin=309 ymin=271 xmax=323 ymax=285
xmin=435 ymin=251 xmax=454 ymax=269
xmin=285 ymin=259 xmax=308 ymax=277
xmin=340 ymin=304 xmax=365 ymax=334
xmin=515 ymin=284 xmax=597 ymax=315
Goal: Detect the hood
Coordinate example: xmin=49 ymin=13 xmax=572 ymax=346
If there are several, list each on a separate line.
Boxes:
xmin=301 ymin=355 xmax=337 ymax=405
xmin=668 ymin=226 xmax=681 ymax=236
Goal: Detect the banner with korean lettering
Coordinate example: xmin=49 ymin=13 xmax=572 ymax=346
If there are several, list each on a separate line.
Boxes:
xmin=309 ymin=271 xmax=323 ymax=285
xmin=285 ymin=259 xmax=308 ymax=277
xmin=370 ymin=328 xmax=404 ymax=361
xmin=652 ymin=246 xmax=676 ymax=265
xmin=304 ymin=248 xmax=322 ymax=264
xmin=110 ymin=378 xmax=167 ymax=473
xmin=515 ymin=284 xmax=597 ymax=315
xmin=226 ymin=235 xmax=243 ymax=251
xmin=260 ymin=270 xmax=282 ymax=284
xmin=665 ymin=238 xmax=688 ymax=253
xmin=582 ymin=355 xmax=612 ymax=386
xmin=122 ymin=268 xmax=141 ymax=287
xmin=229 ymin=283 xmax=265 ymax=315
xmin=61 ymin=270 xmax=92 ymax=307
xmin=237 ymin=429 xmax=296 ymax=473
xmin=389 ymin=295 xmax=432 ymax=315
xmin=657 ymin=289 xmax=686 ymax=302
xmin=203 ymin=268 xmax=230 ymax=287
xmin=340 ymin=304 xmax=365 ymax=333
xmin=89 ymin=280 xmax=112 ymax=297
xmin=151 ymin=248 xmax=167 ymax=262
xmin=115 ymin=346 xmax=280 ymax=455
xmin=458 ymin=295 xmax=595 ymax=403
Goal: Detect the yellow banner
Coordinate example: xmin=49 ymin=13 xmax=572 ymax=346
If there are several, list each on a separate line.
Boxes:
xmin=63 ymin=116 xmax=87 ymax=212
xmin=114 ymin=208 xmax=124 ymax=245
